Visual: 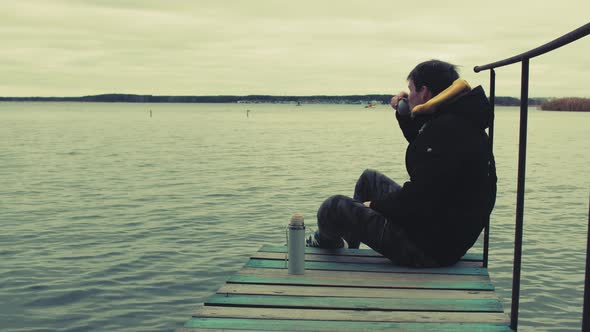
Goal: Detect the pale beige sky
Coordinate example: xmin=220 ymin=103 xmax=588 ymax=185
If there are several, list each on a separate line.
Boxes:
xmin=1 ymin=0 xmax=588 ymax=97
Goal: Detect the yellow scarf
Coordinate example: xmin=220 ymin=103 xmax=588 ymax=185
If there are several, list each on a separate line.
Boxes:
xmin=412 ymin=79 xmax=471 ymax=116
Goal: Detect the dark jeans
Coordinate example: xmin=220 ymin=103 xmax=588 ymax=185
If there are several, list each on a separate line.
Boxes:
xmin=316 ymin=169 xmax=439 ymax=267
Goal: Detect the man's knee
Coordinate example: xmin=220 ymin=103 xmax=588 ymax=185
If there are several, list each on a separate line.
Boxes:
xmin=318 ymin=194 xmax=349 ymax=220
xmin=319 ymin=194 xmax=349 ymax=211
xmin=359 ymin=168 xmax=377 ymax=181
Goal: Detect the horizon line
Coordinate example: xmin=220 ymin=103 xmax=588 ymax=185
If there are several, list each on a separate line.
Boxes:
xmin=0 ymin=93 xmax=556 ymax=99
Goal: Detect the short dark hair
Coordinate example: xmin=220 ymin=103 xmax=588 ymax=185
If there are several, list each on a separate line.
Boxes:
xmin=407 ymin=60 xmax=459 ymax=96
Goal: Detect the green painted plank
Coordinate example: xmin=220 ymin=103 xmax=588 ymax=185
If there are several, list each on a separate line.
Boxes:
xmin=260 ymin=244 xmax=483 ymax=261
xmin=227 ymin=274 xmax=495 ymax=291
xmin=205 ymin=294 xmax=504 ymax=312
xmin=261 ymin=244 xmax=380 ymax=256
xmin=218 ymin=283 xmax=499 ymax=299
xmin=184 ymin=317 xmax=513 ymax=331
xmin=246 ymin=258 xmax=487 ymax=276
xmin=194 ymin=305 xmax=510 ymax=324
xmin=253 ymin=251 xmax=482 ymax=268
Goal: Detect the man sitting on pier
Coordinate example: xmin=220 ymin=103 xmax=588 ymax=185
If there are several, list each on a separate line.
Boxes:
xmin=307 ymin=59 xmax=497 ymax=267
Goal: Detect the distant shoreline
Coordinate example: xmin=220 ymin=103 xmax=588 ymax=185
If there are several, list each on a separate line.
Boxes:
xmin=0 ymin=94 xmax=550 ymax=106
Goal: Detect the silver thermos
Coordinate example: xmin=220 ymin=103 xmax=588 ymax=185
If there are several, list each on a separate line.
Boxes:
xmin=288 ymin=214 xmax=306 ymax=275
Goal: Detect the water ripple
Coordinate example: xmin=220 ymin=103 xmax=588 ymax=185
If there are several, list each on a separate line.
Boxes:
xmin=0 ymin=104 xmax=587 ymax=331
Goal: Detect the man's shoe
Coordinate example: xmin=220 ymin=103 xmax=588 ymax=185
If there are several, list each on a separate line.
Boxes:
xmin=305 ymin=230 xmax=348 ymax=249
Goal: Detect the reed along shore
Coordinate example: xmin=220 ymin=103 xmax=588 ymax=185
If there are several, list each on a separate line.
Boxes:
xmin=540 ymin=97 xmax=590 ymax=112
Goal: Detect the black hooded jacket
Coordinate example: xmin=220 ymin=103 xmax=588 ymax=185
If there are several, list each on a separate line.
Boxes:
xmin=371 ymin=86 xmax=497 ymax=265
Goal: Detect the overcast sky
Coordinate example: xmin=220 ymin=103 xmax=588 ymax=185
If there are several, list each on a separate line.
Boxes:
xmin=2 ymin=1 xmax=589 ymax=97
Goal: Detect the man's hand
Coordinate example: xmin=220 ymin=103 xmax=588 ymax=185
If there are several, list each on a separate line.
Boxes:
xmin=391 ymin=91 xmax=409 ymax=115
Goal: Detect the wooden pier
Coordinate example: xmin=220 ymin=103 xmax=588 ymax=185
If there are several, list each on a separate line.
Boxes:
xmin=178 ymin=245 xmax=512 ymax=331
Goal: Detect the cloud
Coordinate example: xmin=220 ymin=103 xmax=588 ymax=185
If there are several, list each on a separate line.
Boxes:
xmin=1 ymin=0 xmax=589 ymax=97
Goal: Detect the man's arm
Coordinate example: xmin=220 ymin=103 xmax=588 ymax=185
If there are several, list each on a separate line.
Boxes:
xmin=369 ymin=154 xmax=456 ymax=222
xmin=395 ymin=110 xmax=421 ymax=142
xmin=370 ymin=116 xmax=466 ymax=222
xmin=391 ymin=93 xmax=422 ymax=143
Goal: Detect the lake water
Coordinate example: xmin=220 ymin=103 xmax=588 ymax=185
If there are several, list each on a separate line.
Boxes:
xmin=1 ymin=102 xmax=588 ymax=331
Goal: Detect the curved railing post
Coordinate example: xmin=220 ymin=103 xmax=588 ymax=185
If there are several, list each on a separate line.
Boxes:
xmin=583 ymin=195 xmax=590 ymax=331
xmin=488 ymin=68 xmax=496 ymax=147
xmin=474 ymin=23 xmax=590 ymax=72
xmin=474 ymin=23 xmax=590 ymax=331
xmin=510 ymin=58 xmax=529 ymax=331
xmin=483 ymin=68 xmax=495 ymax=268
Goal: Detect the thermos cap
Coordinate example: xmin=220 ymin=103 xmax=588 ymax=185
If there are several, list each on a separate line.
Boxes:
xmin=290 ymin=213 xmax=304 ymax=226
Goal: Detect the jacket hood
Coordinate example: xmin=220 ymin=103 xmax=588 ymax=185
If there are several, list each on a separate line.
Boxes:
xmin=437 ymin=85 xmax=493 ymax=130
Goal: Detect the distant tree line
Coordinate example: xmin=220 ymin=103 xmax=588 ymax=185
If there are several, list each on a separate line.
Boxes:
xmin=0 ymin=93 xmax=549 ymax=106
xmin=0 ymin=94 xmax=392 ymax=104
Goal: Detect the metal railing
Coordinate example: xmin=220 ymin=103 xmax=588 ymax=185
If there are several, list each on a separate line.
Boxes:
xmin=474 ymin=22 xmax=590 ymax=331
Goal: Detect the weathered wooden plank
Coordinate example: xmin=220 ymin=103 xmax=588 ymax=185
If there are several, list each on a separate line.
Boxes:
xmin=205 ymin=293 xmax=504 ymax=312
xmin=217 ymin=283 xmax=498 ymax=300
xmin=183 ymin=317 xmax=513 ymax=331
xmin=261 ymin=244 xmax=484 ymax=262
xmin=231 ymin=267 xmax=495 ymax=290
xmin=179 ymin=245 xmax=510 ymax=332
xmin=237 ymin=267 xmax=490 ymax=284
xmin=252 ymin=251 xmax=483 ymax=267
xmin=193 ymin=306 xmax=510 ymax=324
xmin=246 ymin=258 xmax=487 ymax=275
xmin=228 ymin=274 xmax=494 ymax=291
xmin=255 ymin=251 xmax=392 ymax=264
xmin=178 ymin=329 xmax=256 ymax=332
